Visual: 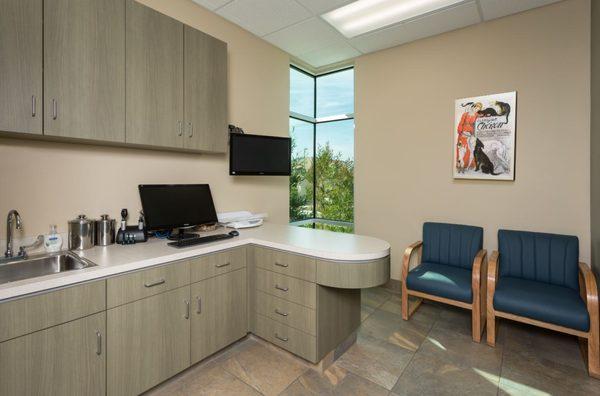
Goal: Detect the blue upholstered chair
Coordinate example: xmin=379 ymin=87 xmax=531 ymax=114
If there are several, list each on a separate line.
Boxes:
xmin=402 ymin=222 xmax=487 ymax=342
xmin=487 ymin=229 xmax=599 ymax=378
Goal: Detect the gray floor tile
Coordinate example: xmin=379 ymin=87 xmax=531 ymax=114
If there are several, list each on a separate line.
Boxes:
xmin=361 ymin=287 xmax=392 ymax=309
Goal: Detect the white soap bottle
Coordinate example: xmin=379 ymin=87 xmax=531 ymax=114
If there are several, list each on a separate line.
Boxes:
xmin=44 ymin=225 xmax=63 ymax=253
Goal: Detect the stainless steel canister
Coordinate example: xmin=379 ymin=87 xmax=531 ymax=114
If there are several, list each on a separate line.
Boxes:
xmin=68 ymin=214 xmax=96 ymax=250
xmin=95 ymin=214 xmax=116 ymax=246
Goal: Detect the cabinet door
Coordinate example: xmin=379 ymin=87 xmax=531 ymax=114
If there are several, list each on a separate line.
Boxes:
xmin=0 ymin=312 xmax=106 ymax=396
xmin=0 ymin=0 xmax=42 ymax=135
xmin=126 ymin=0 xmax=183 ymax=149
xmin=183 ymin=26 xmax=228 ymax=152
xmin=44 ymin=0 xmax=125 ymax=142
xmin=191 ymin=269 xmax=247 ymax=364
xmin=107 ymin=286 xmax=191 ymax=396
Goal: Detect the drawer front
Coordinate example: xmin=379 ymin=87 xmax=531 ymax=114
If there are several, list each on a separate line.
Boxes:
xmin=255 ymin=268 xmax=316 ymax=309
xmin=255 ymin=290 xmax=316 ymax=335
xmin=254 ymin=313 xmax=317 ymax=363
xmin=190 ymin=247 xmax=246 ymax=283
xmin=107 ymin=260 xmax=190 ymax=308
xmin=254 ymin=246 xmax=315 ymax=282
xmin=0 ymin=280 xmax=106 ymax=342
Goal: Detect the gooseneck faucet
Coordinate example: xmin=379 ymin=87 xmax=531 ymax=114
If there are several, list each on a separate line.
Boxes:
xmin=5 ymin=210 xmax=23 ymax=258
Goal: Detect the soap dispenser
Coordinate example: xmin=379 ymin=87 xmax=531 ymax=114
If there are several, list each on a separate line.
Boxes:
xmin=44 ymin=225 xmax=63 ymax=253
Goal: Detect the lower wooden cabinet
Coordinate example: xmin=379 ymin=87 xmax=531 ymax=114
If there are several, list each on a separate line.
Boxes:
xmin=0 ymin=311 xmax=106 ymax=396
xmin=107 ymin=286 xmax=191 ymax=396
xmin=191 ymin=268 xmax=247 ymax=363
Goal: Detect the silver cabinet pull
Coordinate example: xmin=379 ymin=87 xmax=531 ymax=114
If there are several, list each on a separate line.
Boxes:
xmin=275 ymin=309 xmax=288 ymax=317
xmin=215 ymin=262 xmax=230 ymax=268
xmin=275 ymin=284 xmax=289 ymax=292
xmin=275 ymin=333 xmax=288 ymax=342
xmin=177 ymin=120 xmax=183 ymax=136
xmin=31 ymin=95 xmax=36 ymax=117
xmin=96 ymin=331 xmax=102 ymax=355
xmin=188 ymin=122 xmax=193 ymax=138
xmin=274 ymin=262 xmax=288 ymax=268
xmin=196 ymin=296 xmax=202 ymax=314
xmin=144 ymin=278 xmax=165 ymax=288
xmin=184 ymin=300 xmax=190 ymax=319
xmin=52 ymin=99 xmax=57 ymax=120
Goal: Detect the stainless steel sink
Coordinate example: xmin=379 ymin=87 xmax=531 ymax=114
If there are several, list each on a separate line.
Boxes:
xmin=0 ymin=251 xmax=97 ymax=285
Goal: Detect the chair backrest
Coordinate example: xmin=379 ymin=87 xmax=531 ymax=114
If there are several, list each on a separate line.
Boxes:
xmin=422 ymin=222 xmax=483 ymax=269
xmin=498 ymin=229 xmax=579 ymax=291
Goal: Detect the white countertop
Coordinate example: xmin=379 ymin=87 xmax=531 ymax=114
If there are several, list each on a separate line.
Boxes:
xmin=0 ymin=223 xmax=390 ymax=301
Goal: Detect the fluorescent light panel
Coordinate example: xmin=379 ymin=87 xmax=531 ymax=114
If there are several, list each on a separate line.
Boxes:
xmin=323 ymin=0 xmax=466 ymax=38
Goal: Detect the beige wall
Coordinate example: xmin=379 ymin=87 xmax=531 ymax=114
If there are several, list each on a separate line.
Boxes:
xmin=592 ymin=0 xmax=600 ymax=274
xmin=355 ymin=0 xmax=591 ymax=279
xmin=0 ymin=0 xmax=290 ymax=240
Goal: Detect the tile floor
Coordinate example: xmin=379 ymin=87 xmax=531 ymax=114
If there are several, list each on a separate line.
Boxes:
xmin=146 ymin=287 xmax=600 ymax=396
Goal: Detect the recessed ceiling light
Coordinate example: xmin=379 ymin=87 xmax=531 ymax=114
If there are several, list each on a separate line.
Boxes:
xmin=322 ymin=0 xmax=466 ymax=38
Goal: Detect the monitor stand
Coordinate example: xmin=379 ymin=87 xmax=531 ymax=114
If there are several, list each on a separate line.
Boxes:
xmin=167 ymin=228 xmax=199 ymax=241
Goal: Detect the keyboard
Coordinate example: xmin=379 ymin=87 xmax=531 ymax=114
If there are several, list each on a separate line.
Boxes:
xmin=167 ymin=233 xmax=234 ymax=248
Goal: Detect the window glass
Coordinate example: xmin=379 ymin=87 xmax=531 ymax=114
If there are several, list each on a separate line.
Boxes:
xmin=315 ymin=120 xmax=354 ymax=223
xmin=290 ymin=68 xmax=314 ymax=117
xmin=316 ymin=69 xmax=354 ymax=118
xmin=289 ymin=118 xmax=314 ymax=221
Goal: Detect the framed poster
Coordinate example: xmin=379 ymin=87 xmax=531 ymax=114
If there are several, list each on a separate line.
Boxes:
xmin=453 ymin=91 xmax=517 ymax=180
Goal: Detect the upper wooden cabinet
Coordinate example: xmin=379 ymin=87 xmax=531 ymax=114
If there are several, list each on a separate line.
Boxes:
xmin=125 ymin=0 xmax=184 ymax=149
xmin=44 ymin=0 xmax=125 ymax=142
xmin=184 ymin=26 xmax=228 ymax=153
xmin=0 ymin=0 xmax=43 ymax=135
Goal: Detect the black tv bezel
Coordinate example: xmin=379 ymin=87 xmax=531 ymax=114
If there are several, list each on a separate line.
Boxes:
xmin=138 ymin=184 xmax=218 ymax=231
xmin=229 ymin=133 xmax=291 ymax=176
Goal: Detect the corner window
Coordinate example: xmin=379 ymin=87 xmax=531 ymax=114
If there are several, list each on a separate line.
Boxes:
xmin=289 ymin=66 xmax=354 ymax=233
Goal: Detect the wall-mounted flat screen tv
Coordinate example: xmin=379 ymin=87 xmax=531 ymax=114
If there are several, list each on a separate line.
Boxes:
xmin=229 ymin=133 xmax=291 ymax=176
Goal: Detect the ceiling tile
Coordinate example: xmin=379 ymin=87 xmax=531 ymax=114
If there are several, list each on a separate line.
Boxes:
xmin=350 ymin=1 xmax=480 ymax=53
xmin=264 ymin=17 xmax=344 ymax=56
xmin=294 ymin=0 xmax=356 ymax=15
xmin=478 ymin=0 xmax=563 ymax=21
xmin=216 ymin=0 xmax=312 ymax=37
xmin=191 ymin=0 xmax=232 ymax=11
xmin=298 ymin=40 xmax=361 ymax=68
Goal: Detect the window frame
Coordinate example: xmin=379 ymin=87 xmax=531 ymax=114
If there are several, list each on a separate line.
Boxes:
xmin=289 ymin=65 xmax=355 ymax=230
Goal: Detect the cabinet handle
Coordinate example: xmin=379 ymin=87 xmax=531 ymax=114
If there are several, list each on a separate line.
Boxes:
xmin=274 ymin=333 xmax=288 ymax=342
xmin=96 ymin=331 xmax=102 ymax=356
xmin=274 ymin=262 xmax=288 ymax=268
xmin=196 ymin=296 xmax=202 ymax=314
xmin=31 ymin=95 xmax=36 ymax=117
xmin=52 ymin=99 xmax=57 ymax=120
xmin=215 ymin=262 xmax=230 ymax=268
xmin=188 ymin=122 xmax=193 ymax=138
xmin=275 ymin=284 xmax=289 ymax=292
xmin=184 ymin=300 xmax=190 ymax=319
xmin=274 ymin=309 xmax=288 ymax=317
xmin=177 ymin=120 xmax=183 ymax=136
xmin=144 ymin=278 xmax=165 ymax=288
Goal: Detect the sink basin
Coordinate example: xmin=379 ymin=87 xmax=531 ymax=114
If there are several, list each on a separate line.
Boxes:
xmin=0 ymin=251 xmax=97 ymax=285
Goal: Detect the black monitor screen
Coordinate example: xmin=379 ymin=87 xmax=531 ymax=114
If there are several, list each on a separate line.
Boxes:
xmin=230 ymin=133 xmax=291 ymax=175
xmin=139 ymin=184 xmax=218 ymax=231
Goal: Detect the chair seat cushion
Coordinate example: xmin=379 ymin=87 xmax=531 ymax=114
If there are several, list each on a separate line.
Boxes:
xmin=406 ymin=262 xmax=472 ymax=303
xmin=493 ymin=277 xmax=590 ymax=332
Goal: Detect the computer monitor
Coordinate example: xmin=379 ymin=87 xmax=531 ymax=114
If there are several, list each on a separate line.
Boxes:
xmin=138 ymin=184 xmax=218 ymax=240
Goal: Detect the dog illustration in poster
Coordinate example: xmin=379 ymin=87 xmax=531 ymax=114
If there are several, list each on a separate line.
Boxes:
xmin=454 ymin=92 xmax=516 ymax=180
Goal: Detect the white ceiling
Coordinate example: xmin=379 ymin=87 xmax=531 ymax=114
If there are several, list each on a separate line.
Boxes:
xmin=192 ymin=0 xmax=563 ymax=70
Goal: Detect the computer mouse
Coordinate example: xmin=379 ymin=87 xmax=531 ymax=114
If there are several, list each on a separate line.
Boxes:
xmin=229 ymin=230 xmax=240 ymax=237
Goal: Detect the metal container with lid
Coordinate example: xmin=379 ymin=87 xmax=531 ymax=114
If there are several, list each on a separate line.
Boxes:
xmin=68 ymin=214 xmax=96 ymax=250
xmin=95 ymin=214 xmax=116 ymax=246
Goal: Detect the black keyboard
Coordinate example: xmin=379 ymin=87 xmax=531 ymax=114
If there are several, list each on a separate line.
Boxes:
xmin=167 ymin=233 xmax=234 ymax=248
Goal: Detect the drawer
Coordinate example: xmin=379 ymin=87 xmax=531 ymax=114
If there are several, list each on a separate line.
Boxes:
xmin=107 ymin=260 xmax=190 ymax=308
xmin=190 ymin=247 xmax=246 ymax=283
xmin=255 ymin=268 xmax=316 ymax=309
xmin=0 ymin=280 xmax=106 ymax=342
xmin=254 ymin=246 xmax=315 ymax=282
xmin=255 ymin=290 xmax=316 ymax=336
xmin=254 ymin=313 xmax=317 ymax=363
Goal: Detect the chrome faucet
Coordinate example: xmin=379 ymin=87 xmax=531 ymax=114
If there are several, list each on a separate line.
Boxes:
xmin=5 ymin=210 xmax=23 ymax=258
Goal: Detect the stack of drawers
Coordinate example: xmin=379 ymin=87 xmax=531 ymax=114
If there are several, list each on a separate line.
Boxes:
xmin=252 ymin=246 xmax=318 ymax=362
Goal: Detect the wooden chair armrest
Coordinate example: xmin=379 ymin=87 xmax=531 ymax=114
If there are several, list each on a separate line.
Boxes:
xmin=472 ymin=249 xmax=488 ymax=291
xmin=402 ymin=241 xmax=423 ymax=283
xmin=487 ymin=251 xmax=499 ymax=300
xmin=579 ymin=262 xmax=599 ymax=317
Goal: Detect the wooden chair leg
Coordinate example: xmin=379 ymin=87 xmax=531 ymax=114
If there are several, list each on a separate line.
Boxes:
xmin=486 ymin=310 xmax=496 ymax=347
xmin=472 ymin=304 xmax=481 ymax=343
xmin=402 ymin=283 xmax=409 ymax=320
xmin=589 ymin=325 xmax=600 ymax=378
